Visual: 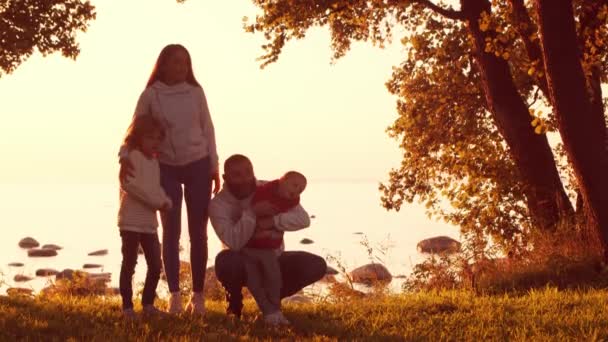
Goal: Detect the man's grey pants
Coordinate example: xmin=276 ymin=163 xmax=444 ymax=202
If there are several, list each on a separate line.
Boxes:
xmin=241 ymin=247 xmax=281 ymax=315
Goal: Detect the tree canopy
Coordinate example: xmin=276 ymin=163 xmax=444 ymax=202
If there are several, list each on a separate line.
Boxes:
xmin=0 ymin=0 xmax=96 ymax=77
xmin=244 ymin=0 xmax=608 ymax=253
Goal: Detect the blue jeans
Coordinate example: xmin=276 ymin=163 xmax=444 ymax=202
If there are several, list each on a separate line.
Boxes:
xmin=119 ymin=231 xmax=162 ymax=309
xmin=160 ymin=157 xmax=212 ymax=293
xmin=214 ymin=250 xmax=327 ymax=317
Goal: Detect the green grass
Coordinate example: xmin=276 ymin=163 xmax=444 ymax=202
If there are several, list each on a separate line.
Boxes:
xmin=2 ymin=288 xmax=608 ymax=341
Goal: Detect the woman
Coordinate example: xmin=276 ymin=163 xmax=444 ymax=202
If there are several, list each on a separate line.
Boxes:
xmin=119 ymin=44 xmax=220 ymax=315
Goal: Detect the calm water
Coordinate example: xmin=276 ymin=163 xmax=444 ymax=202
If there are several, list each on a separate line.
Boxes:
xmin=0 ymin=182 xmax=458 ymax=295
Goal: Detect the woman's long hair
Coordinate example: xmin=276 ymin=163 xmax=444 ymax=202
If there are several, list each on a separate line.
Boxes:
xmin=123 ymin=115 xmax=166 ymax=151
xmin=146 ymin=44 xmax=201 ymax=88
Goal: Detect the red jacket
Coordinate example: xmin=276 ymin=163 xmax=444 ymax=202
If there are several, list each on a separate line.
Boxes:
xmin=246 ymin=180 xmax=299 ymax=249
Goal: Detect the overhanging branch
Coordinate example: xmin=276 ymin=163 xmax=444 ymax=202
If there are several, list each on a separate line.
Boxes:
xmin=411 ymin=0 xmax=465 ymax=20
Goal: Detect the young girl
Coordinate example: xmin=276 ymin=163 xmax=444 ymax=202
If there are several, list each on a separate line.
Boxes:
xmin=118 ymin=115 xmax=172 ymax=319
xmin=119 ymin=44 xmax=220 ymax=315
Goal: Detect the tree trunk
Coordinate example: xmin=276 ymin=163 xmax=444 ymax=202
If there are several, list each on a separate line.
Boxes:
xmin=535 ymin=0 xmax=608 ymax=258
xmin=460 ymin=0 xmax=573 ymax=231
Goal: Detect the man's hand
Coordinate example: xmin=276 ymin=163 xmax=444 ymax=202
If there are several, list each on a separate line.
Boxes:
xmin=256 ymin=217 xmax=275 ymax=230
xmin=251 ymin=201 xmax=279 ymax=217
xmin=119 ymin=157 xmax=135 ymax=184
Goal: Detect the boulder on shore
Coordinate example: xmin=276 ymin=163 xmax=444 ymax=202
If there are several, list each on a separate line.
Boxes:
xmin=55 ymin=269 xmax=75 ymax=281
xmin=283 ymin=294 xmax=314 ymax=304
xmin=416 ymin=236 xmax=461 ymax=254
xmin=203 ymin=266 xmax=224 ymax=300
xmin=349 ymin=263 xmax=392 ymax=285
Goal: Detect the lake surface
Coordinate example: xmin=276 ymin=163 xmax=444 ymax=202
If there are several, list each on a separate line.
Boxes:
xmin=0 ymin=182 xmax=459 ymax=296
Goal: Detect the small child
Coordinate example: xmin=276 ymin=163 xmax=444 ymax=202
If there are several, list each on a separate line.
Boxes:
xmin=241 ymin=171 xmax=307 ymax=326
xmin=117 ymin=115 xmax=172 ymax=319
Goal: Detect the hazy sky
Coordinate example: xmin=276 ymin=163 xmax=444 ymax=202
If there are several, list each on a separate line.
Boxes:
xmin=1 ymin=0 xmax=409 ymax=184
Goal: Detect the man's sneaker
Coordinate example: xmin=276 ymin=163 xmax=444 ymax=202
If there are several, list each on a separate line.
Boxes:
xmin=264 ymin=311 xmax=290 ymax=326
xmin=185 ymin=292 xmax=206 ymax=316
xmin=142 ymin=305 xmax=167 ymax=318
xmin=168 ymin=292 xmax=183 ymax=314
xmin=122 ymin=308 xmax=136 ymax=320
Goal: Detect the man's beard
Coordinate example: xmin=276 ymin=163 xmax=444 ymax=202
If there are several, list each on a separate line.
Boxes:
xmin=227 ymin=180 xmax=256 ymax=199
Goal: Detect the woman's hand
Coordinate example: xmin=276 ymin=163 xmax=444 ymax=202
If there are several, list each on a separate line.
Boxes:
xmin=211 ymin=169 xmax=221 ymax=194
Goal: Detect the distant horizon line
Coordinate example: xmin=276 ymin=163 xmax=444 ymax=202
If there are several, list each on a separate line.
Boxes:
xmin=0 ymin=178 xmax=386 ymax=186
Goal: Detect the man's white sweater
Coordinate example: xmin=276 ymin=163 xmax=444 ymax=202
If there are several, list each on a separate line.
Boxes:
xmin=209 ymin=181 xmax=311 ymax=253
xmin=118 ymin=150 xmax=172 ymax=234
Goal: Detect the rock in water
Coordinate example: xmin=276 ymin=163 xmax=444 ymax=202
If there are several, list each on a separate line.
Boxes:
xmin=18 ymin=237 xmax=39 ymax=249
xmin=416 ymin=236 xmax=461 ymax=254
xmin=349 ymin=263 xmax=392 ymax=285
xmin=14 ymin=274 xmax=34 ymax=282
xmin=88 ymin=249 xmax=108 ymax=256
xmin=41 ymin=244 xmax=62 ymax=250
xmin=27 ymin=248 xmax=58 ymax=257
xmin=83 ymin=264 xmax=102 ymax=269
xmin=300 ymin=238 xmax=314 ymax=245
xmin=36 ymin=268 xmax=59 ymax=277
xmin=8 ymin=262 xmax=24 ymax=267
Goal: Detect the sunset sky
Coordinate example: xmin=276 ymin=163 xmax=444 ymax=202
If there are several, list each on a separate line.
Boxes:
xmin=0 ymin=0 xmax=411 ymax=185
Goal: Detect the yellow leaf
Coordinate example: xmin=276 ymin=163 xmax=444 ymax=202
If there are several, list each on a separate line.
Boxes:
xmin=528 ymin=67 xmax=535 ymax=76
xmin=531 ymin=118 xmax=539 ymax=127
xmin=535 ymin=125 xmax=543 ymax=134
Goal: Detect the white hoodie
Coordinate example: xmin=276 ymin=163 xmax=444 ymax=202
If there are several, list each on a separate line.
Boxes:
xmin=121 ymin=81 xmax=219 ymax=172
xmin=118 ymin=149 xmax=172 ymax=234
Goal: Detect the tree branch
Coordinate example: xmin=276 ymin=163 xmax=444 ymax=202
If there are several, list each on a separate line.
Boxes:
xmin=507 ymin=0 xmax=549 ymax=97
xmin=527 ymin=86 xmax=541 ymax=108
xmin=397 ymin=0 xmax=465 ymax=20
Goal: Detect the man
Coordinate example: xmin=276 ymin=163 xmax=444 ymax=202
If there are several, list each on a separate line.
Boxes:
xmin=209 ymin=154 xmax=326 ymax=318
